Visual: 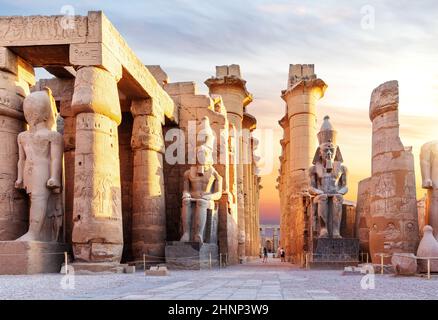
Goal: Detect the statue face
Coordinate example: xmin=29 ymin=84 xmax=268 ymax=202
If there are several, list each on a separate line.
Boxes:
xmin=196 ymin=145 xmax=213 ymax=168
xmin=319 ymin=142 xmax=336 ymax=162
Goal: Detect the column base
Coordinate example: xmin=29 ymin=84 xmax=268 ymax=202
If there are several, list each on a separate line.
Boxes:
xmin=0 ymin=241 xmax=70 ymax=274
xmin=165 ymin=241 xmax=218 ymax=270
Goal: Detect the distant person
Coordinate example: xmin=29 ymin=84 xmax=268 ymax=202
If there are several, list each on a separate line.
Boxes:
xmin=262 ymin=247 xmax=268 ymax=263
xmin=280 ymin=247 xmax=286 ymax=262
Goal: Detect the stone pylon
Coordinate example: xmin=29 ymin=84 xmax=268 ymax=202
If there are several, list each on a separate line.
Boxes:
xmin=279 ymin=64 xmax=327 ymax=263
xmin=205 ymin=65 xmax=253 ymax=261
xmin=0 ymin=47 xmax=34 ymax=240
xmin=367 ymin=80 xmax=419 ymax=264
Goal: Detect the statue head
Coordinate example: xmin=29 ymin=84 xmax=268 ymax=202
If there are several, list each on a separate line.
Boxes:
xmin=198 ymin=116 xmax=215 ymax=152
xmin=196 ymin=144 xmax=213 ymax=172
xmin=313 ymin=115 xmax=343 ymax=168
xmin=23 ymin=87 xmax=57 ymax=130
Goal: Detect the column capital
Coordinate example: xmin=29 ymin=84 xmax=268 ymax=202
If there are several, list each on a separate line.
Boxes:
xmin=130 ymin=98 xmax=164 ymax=124
xmin=131 ymin=113 xmax=164 ymax=153
xmin=71 ymin=66 xmax=122 ymax=124
xmin=281 ymin=78 xmax=327 ymax=102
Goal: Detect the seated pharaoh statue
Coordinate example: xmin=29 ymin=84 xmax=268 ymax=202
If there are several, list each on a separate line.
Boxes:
xmin=180 ymin=138 xmax=223 ymax=244
xmin=14 ymin=88 xmax=63 ymax=242
xmin=309 ymin=116 xmax=348 ymax=239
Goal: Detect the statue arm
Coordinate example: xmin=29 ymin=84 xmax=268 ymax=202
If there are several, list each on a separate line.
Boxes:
xmin=182 ymin=170 xmax=191 ymax=199
xmin=15 ymin=133 xmax=25 ymax=189
xmin=420 ymin=143 xmax=433 ymax=188
xmin=338 ymin=166 xmax=348 ymax=195
xmin=308 ymin=166 xmax=323 ymax=195
xmin=47 ymin=132 xmax=63 ymax=189
xmin=210 ymin=170 xmax=223 ymax=201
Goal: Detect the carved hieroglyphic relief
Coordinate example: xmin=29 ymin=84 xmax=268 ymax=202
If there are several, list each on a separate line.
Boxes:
xmin=0 ymin=15 xmax=87 ymax=45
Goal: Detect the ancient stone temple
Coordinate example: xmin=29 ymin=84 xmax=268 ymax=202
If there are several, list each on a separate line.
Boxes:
xmin=356 ymin=81 xmax=419 ymax=264
xmin=278 ymin=65 xmax=358 ymax=266
xmin=0 ymin=11 xmax=261 ymax=274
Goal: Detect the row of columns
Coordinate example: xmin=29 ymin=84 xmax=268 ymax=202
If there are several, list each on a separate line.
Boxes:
xmin=0 ymin=54 xmax=168 ymax=265
xmin=1 ymin=53 xmax=261 ymax=266
xmin=205 ymin=65 xmax=259 ymax=260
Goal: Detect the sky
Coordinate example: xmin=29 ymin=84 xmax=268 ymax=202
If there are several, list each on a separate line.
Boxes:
xmin=2 ymin=0 xmax=438 ymax=225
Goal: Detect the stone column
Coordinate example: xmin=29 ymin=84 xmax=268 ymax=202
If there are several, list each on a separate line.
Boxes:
xmin=71 ymin=66 xmax=123 ymax=264
xmin=130 ymin=99 xmax=166 ymax=263
xmin=368 ymin=80 xmax=419 ymax=264
xmin=205 ymin=65 xmax=253 ymax=261
xmin=273 ymin=228 xmax=278 ymax=253
xmin=280 ymin=64 xmax=326 ymax=263
xmin=242 ymin=113 xmax=256 ymax=257
xmin=281 ymin=65 xmax=326 ymax=192
xmin=0 ymin=48 xmax=34 ymax=240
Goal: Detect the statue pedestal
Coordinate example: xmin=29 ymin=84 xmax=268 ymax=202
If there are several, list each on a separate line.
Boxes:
xmin=68 ymin=262 xmax=130 ymax=274
xmin=165 ymin=241 xmax=218 ymax=270
xmin=0 ymin=241 xmax=70 ymax=274
xmin=310 ymin=238 xmax=360 ymax=269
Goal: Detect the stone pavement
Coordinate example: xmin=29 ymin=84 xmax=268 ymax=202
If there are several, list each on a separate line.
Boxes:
xmin=0 ymin=259 xmax=437 ymax=300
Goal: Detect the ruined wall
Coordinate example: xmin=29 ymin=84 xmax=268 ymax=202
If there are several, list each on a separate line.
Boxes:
xmin=367 ymin=80 xmax=419 ymax=264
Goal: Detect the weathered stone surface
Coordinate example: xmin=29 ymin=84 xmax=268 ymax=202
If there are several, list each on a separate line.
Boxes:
xmin=131 ymin=100 xmax=166 ymax=263
xmin=0 ymin=241 xmax=69 ymax=274
xmin=165 ymin=241 xmax=218 ymax=270
xmin=416 ymin=225 xmax=438 ymax=273
xmin=367 ymin=81 xmax=419 ymax=264
xmin=391 ymin=253 xmax=417 ymax=275
xmin=71 ymin=67 xmax=123 ymax=264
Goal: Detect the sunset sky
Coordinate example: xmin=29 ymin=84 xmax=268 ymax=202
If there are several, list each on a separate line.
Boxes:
xmin=2 ymin=0 xmax=438 ymax=225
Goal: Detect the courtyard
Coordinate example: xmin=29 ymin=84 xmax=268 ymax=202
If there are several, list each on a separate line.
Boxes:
xmin=0 ymin=260 xmax=437 ymax=300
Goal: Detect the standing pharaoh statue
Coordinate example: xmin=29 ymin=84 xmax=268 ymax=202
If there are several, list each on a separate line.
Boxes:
xmin=180 ymin=118 xmax=223 ymax=243
xmin=420 ymin=141 xmax=438 ymax=238
xmin=309 ymin=116 xmax=348 ymax=238
xmin=15 ymin=88 xmax=63 ymax=242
